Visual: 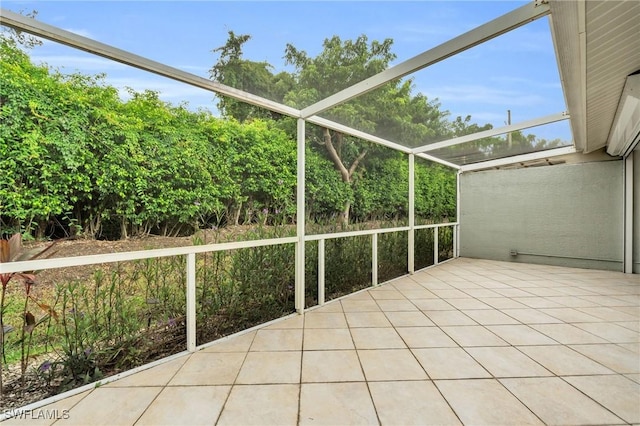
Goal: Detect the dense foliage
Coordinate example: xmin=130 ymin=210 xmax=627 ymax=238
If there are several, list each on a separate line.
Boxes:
xmin=1 ymin=35 xmax=456 ymax=239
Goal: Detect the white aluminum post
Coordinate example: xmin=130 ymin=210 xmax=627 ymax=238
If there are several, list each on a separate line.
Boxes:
xmin=456 ymin=170 xmax=461 ymax=258
xmin=408 ymin=154 xmax=415 ymax=274
xmin=434 ymin=227 xmax=439 ymax=266
xmin=186 ymin=253 xmax=196 ymax=352
xmin=624 ymin=154 xmax=634 ymax=273
xmin=372 ymin=233 xmax=379 ymax=286
xmin=453 ymin=226 xmax=457 ymax=259
xmin=296 ymin=119 xmax=306 ymax=313
xmin=318 ymin=239 xmax=325 ymax=305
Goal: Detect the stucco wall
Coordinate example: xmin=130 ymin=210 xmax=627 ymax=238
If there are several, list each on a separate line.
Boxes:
xmin=634 ymin=149 xmax=640 ymax=273
xmin=460 ymin=161 xmax=624 ymax=271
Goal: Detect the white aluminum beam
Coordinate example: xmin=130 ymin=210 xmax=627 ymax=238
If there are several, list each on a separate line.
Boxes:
xmin=460 ymin=146 xmax=577 ymax=172
xmin=624 ymin=154 xmax=634 ymax=273
xmin=307 ymin=117 xmax=460 ymax=169
xmin=0 ymin=9 xmax=300 ymax=118
xmin=415 ymin=153 xmax=462 ymax=170
xmin=413 ymin=112 xmax=570 ymax=154
xmin=306 ymin=116 xmax=412 ymax=154
xmin=300 ymin=1 xmax=550 ymax=118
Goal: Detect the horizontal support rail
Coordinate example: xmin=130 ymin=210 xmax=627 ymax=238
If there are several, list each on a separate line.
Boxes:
xmin=304 ymin=226 xmax=411 ymax=242
xmin=414 ymin=222 xmax=458 ymax=230
xmin=0 ymin=237 xmax=298 ymax=274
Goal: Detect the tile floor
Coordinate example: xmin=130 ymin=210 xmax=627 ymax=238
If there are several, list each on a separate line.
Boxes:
xmin=5 ymin=258 xmax=639 ymax=425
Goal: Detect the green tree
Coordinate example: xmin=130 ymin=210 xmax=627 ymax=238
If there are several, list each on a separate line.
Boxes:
xmin=210 ymin=33 xmax=452 ymax=224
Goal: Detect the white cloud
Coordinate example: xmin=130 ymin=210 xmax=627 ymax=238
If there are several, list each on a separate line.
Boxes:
xmin=107 ymin=76 xmax=217 ymax=103
xmin=421 ymin=84 xmax=545 ymax=107
xmin=30 ymin=54 xmax=128 ymax=71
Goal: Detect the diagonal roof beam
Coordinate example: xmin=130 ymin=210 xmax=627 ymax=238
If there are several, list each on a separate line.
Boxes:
xmin=300 ymin=1 xmax=551 ymax=119
xmin=413 ymin=112 xmax=570 ymax=154
xmin=460 ymin=145 xmax=577 ymax=172
xmin=0 ymin=9 xmax=300 ymax=118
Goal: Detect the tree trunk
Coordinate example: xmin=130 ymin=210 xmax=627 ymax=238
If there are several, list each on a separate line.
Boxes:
xmin=322 ymin=128 xmax=367 ymax=226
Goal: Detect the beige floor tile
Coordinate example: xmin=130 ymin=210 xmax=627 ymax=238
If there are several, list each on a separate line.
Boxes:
xmin=486 ymin=324 xmax=558 ymax=345
xmin=301 ymin=350 xmax=364 ymax=382
xmin=369 ymin=289 xmax=406 ymax=299
xmin=577 ymin=306 xmax=638 ymax=322
xmin=564 ymin=375 xmax=640 ymax=424
xmin=569 ymin=344 xmax=640 ymax=373
xmin=358 ymin=349 xmax=427 ymax=381
xmin=463 ymin=288 xmax=503 ymax=298
xmin=341 ymin=299 xmax=381 ymax=312
xmin=513 ymin=297 xmax=565 ymax=309
xmin=392 ymin=278 xmax=430 ymax=291
xmin=53 ymin=387 xmax=161 ymax=426
xmin=384 ymin=311 xmax=434 ymax=327
xmin=299 ymin=382 xmax=377 ymax=425
xmin=249 ymin=329 xmax=303 ymax=351
xmin=412 ymin=347 xmax=491 ymax=379
xmin=3 ymin=391 xmax=90 ymax=426
xmin=412 ymin=299 xmax=455 ymax=311
xmin=202 ymin=331 xmax=256 ymax=352
xmin=375 ymin=299 xmax=419 ymax=312
xmin=544 ymin=296 xmax=601 ymax=308
xmin=235 ymin=351 xmax=301 ymax=384
xmin=350 ymin=327 xmax=406 ymax=349
xmin=369 ymin=381 xmax=462 ymax=426
xmin=345 ymin=312 xmax=392 ymax=328
xmin=518 ymin=345 xmax=615 ymax=375
xmin=467 ymin=346 xmax=553 ymax=377
xmin=310 ymin=302 xmax=344 ymax=313
xmin=107 ymin=356 xmax=188 ymax=387
xmin=617 ymin=320 xmax=640 ymax=332
xmin=441 ymin=325 xmax=509 ymax=347
xmin=303 ymin=328 xmax=355 ymax=350
xmin=423 ymin=310 xmax=477 ymax=326
xmin=521 ymin=287 xmax=566 ymax=297
xmin=530 ymin=324 xmax=607 ymax=344
xmin=625 ymin=373 xmax=640 ymax=384
xmin=396 ymin=326 xmax=458 ymax=348
xmin=493 ymin=288 xmax=536 ymax=298
xmin=263 ymin=314 xmax=304 ymax=329
xmin=396 ymin=289 xmax=437 ymax=299
xmin=478 ymin=297 xmax=529 ymax=309
xmin=462 ymin=308 xmax=520 ymax=325
xmin=217 ymin=384 xmax=299 ymax=426
xmin=136 ymin=386 xmax=230 ymax=425
xmin=502 ymin=308 xmax=565 ymax=324
xmin=618 ymin=342 xmax=640 ymax=353
xmin=416 ymin=280 xmax=452 ymax=291
xmin=431 ymin=288 xmax=469 ymax=298
xmin=538 ymin=307 xmax=603 ymax=322
xmin=501 ymin=377 xmax=625 ymax=425
xmin=169 ymin=352 xmax=245 ymax=385
xmin=573 ymin=322 xmax=639 ymax=343
xmin=347 ymin=290 xmax=375 ymax=301
xmin=304 ymin=312 xmax=348 ymax=329
xmin=436 ymin=379 xmax=543 ymax=425
xmin=444 ymin=298 xmax=492 ymax=310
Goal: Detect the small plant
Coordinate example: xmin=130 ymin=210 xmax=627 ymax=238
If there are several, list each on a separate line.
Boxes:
xmin=0 ymin=234 xmax=57 ymax=398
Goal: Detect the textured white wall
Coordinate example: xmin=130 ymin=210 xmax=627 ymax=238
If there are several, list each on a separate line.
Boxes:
xmin=460 ymin=160 xmax=624 ymax=271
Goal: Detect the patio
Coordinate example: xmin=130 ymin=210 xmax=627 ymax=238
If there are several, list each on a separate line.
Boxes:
xmin=7 ymin=257 xmax=638 ymax=426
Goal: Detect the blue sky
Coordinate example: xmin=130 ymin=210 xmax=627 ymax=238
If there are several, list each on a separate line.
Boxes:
xmin=1 ymin=1 xmax=571 ymax=142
